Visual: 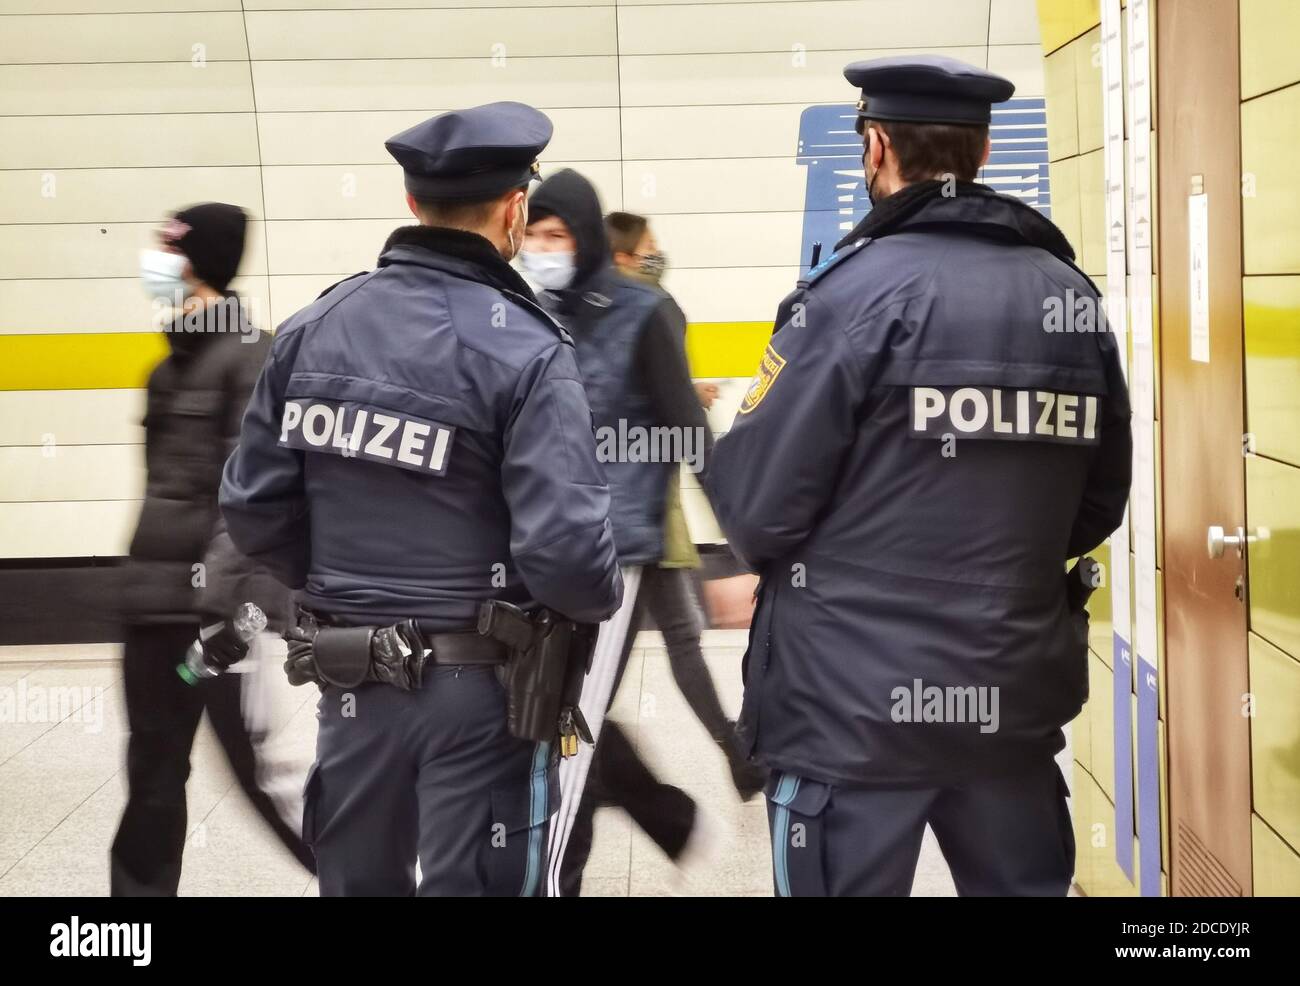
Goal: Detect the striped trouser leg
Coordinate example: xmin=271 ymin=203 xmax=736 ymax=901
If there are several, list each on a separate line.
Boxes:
xmin=545 ymin=565 xmax=643 ymax=897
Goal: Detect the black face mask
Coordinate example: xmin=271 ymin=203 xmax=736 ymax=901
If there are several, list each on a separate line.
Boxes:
xmin=863 ymin=145 xmax=882 ymax=207
xmin=862 ymin=127 xmax=886 ymax=207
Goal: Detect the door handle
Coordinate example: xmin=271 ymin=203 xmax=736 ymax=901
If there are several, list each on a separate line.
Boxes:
xmin=1206 ymin=525 xmax=1268 ymax=559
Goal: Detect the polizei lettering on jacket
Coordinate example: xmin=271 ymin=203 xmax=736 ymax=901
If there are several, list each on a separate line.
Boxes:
xmin=910 ymin=386 xmax=1100 ymax=445
xmin=278 ymin=400 xmax=455 ymax=475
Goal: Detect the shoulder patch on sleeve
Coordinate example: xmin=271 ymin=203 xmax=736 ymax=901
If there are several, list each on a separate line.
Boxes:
xmin=798 ymin=236 xmax=873 ymax=289
xmin=738 ymin=342 xmax=787 ymax=415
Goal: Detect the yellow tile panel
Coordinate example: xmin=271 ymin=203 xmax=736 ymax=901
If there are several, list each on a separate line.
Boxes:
xmin=1246 ymin=455 xmax=1300 ymax=661
xmin=1242 ymin=84 xmax=1300 ymax=275
xmin=1241 ymin=0 xmax=1300 ymax=99
xmin=1244 ymin=275 xmax=1300 ymax=467
xmin=1044 ymin=43 xmax=1080 ymax=160
xmin=1248 ymin=632 xmax=1300 ymax=852
xmin=1037 ymin=0 xmax=1101 ymax=55
xmin=1074 ymin=26 xmax=1103 ymax=154
xmin=1252 ymin=813 xmax=1300 ymax=895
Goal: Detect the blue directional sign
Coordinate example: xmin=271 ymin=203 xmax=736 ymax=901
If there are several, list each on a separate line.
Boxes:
xmin=796 ymin=98 xmax=1051 ymax=271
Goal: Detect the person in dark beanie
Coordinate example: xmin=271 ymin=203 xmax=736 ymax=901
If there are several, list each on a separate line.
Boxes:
xmin=112 ymin=203 xmax=314 ymax=895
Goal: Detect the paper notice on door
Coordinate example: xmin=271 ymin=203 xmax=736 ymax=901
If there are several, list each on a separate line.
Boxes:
xmin=1189 ymin=192 xmax=1210 ymax=363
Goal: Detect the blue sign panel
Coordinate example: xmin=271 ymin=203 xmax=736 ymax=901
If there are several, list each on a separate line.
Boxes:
xmin=796 ymin=98 xmax=1051 ymax=271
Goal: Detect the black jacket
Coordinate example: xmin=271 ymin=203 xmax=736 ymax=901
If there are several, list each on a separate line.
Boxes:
xmin=707 ymin=181 xmax=1132 ymax=786
xmin=122 ymin=297 xmax=289 ymax=629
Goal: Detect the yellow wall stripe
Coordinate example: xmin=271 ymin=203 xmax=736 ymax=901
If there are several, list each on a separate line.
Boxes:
xmin=0 ymin=321 xmax=771 ymax=390
xmin=685 ymin=321 xmax=770 ymax=379
xmin=0 ymin=333 xmax=168 ymax=391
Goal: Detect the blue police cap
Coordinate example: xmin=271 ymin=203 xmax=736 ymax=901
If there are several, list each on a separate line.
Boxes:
xmin=385 ymin=101 xmax=553 ymax=201
xmin=844 ymin=55 xmax=1015 ymax=128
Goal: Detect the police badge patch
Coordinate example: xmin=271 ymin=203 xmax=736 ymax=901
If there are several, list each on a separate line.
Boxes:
xmin=738 ymin=343 xmax=787 ymax=414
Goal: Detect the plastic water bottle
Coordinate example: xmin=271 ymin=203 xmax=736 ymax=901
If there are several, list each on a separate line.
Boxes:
xmin=176 ymin=601 xmax=268 ymax=685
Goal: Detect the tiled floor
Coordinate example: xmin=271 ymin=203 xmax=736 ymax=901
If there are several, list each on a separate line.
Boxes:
xmin=0 ymin=632 xmax=1067 ymax=896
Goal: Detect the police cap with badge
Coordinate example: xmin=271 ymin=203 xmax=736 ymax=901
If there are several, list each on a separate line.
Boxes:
xmin=385 ymin=100 xmax=553 ymax=200
xmin=844 ymin=54 xmax=1015 ymax=133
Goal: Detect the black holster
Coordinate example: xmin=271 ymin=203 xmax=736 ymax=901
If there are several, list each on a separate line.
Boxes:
xmin=478 ymin=600 xmax=597 ymax=746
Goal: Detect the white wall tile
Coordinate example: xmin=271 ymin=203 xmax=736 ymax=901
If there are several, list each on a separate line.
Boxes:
xmin=245 ymin=8 xmax=616 ymax=60
xmin=619 ymin=0 xmax=990 ymax=55
xmin=242 ymin=0 xmax=601 ymax=7
xmin=0 ymin=390 xmax=144 ymax=446
xmin=0 ymin=445 xmax=143 ymax=502
xmin=622 ymin=157 xmax=807 ymax=214
xmin=0 ymin=12 xmax=249 ymax=65
xmin=662 ymin=265 xmax=799 ymax=322
xmin=0 ymin=276 xmax=267 ymax=332
xmin=624 ymin=103 xmax=811 ymax=161
xmin=0 ymin=167 xmax=263 ymax=224
xmin=0 ymin=62 xmax=254 ymax=115
xmin=0 ymin=222 xmax=267 ymax=279
xmin=988 ymin=43 xmax=1046 ymax=97
xmin=619 ymin=46 xmax=988 ymax=106
xmin=261 ymin=160 xmax=621 ymax=222
xmin=257 ymin=108 xmax=621 ymax=166
xmin=250 ymin=56 xmax=620 ymax=112
xmin=0 ymin=500 xmax=137 ymax=556
xmin=641 ymin=211 xmax=805 ymax=269
xmin=990 ymin=0 xmax=1042 ymax=45
xmin=0 ymin=114 xmax=259 ymax=170
xmin=0 ymin=2 xmax=239 ymax=11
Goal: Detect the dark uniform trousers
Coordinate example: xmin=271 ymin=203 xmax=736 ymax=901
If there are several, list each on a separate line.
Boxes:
xmin=306 ymin=665 xmax=556 ymax=896
xmin=766 ymin=757 xmax=1075 ymax=897
xmin=111 ymin=624 xmax=314 ymax=896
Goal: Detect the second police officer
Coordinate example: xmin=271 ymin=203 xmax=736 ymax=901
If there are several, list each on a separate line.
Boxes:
xmin=707 ymin=56 xmax=1133 ymax=896
xmin=220 ymin=102 xmax=622 ymax=896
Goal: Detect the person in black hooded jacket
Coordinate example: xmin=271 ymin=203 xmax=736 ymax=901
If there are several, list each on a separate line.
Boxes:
xmin=521 ymin=170 xmax=715 ymax=895
xmin=111 ymin=203 xmax=313 ymax=895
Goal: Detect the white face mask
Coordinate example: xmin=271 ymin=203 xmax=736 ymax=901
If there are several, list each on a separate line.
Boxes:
xmin=140 ymin=249 xmax=189 ymax=303
xmin=504 ymin=196 xmax=527 ymax=260
xmin=519 ymin=249 xmax=576 ymax=291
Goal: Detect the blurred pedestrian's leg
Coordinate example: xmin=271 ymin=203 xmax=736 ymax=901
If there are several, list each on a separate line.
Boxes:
xmin=110 ymin=624 xmax=205 ymax=896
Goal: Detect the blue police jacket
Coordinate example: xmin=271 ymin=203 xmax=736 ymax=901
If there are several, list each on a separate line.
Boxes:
xmin=219 ymin=225 xmax=623 ymax=630
xmin=707 ymin=181 xmax=1133 ymax=786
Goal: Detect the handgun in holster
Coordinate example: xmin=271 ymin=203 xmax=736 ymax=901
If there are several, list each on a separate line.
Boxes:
xmin=477 ymin=600 xmax=598 ymax=758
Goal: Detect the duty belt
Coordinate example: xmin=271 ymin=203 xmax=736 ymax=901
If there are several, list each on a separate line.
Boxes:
xmin=419 ymin=629 xmax=509 ymax=665
xmin=294 ymin=608 xmax=510 ymax=667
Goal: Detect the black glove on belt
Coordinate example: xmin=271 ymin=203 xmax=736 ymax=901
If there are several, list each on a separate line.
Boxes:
xmin=284 ymin=619 xmax=426 ymax=691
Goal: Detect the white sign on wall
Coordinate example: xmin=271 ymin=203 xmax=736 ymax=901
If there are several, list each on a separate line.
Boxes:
xmin=1188 ymin=191 xmax=1210 ymax=363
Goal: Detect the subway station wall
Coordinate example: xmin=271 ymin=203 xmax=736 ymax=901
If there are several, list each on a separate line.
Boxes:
xmin=0 ymin=0 xmax=1046 ymax=564
xmin=1240 ymin=0 xmax=1300 ymax=900
xmin=1039 ymin=0 xmax=1300 ymax=896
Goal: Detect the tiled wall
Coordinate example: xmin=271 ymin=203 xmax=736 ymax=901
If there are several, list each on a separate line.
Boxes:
xmin=1038 ymin=0 xmax=1163 ymax=897
xmin=1239 ymin=0 xmax=1300 ymax=898
xmin=0 ymin=0 xmax=1045 ymax=559
xmin=1040 ymin=0 xmax=1300 ymax=896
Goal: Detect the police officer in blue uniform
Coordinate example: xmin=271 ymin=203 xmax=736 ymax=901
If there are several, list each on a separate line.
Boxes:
xmin=219 ymin=102 xmax=623 ymax=896
xmin=706 ymin=56 xmax=1132 ymax=896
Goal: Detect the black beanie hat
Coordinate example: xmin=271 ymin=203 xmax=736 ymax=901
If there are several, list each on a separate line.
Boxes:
xmin=164 ymin=203 xmax=248 ymax=292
